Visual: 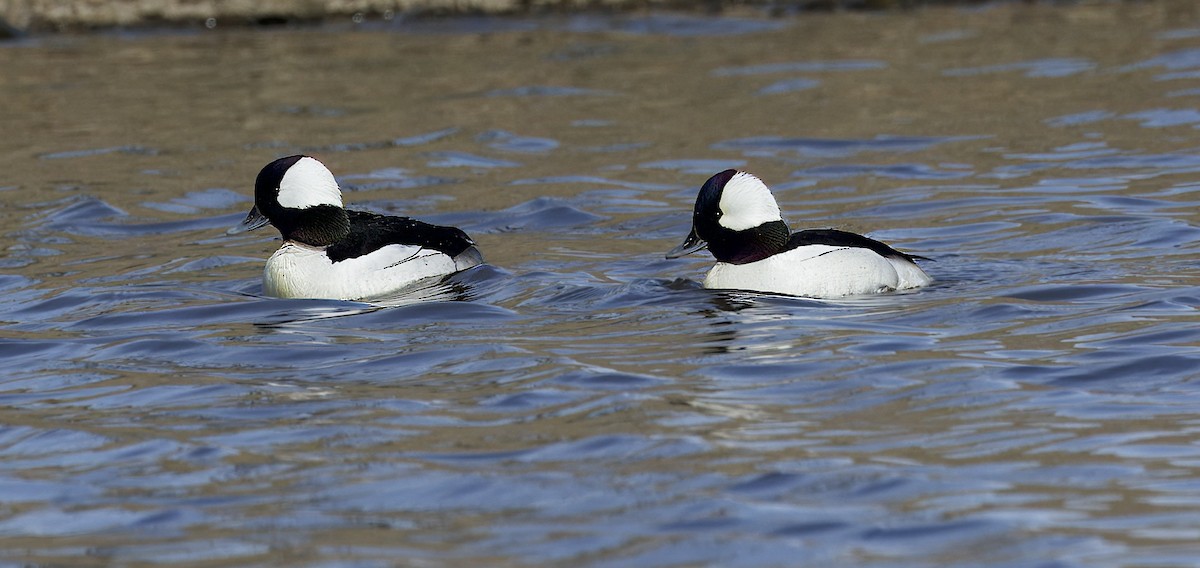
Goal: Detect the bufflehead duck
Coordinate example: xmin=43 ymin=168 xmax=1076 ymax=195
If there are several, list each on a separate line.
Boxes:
xmin=230 ymin=155 xmax=483 ymax=300
xmin=666 ymin=169 xmax=932 ymax=298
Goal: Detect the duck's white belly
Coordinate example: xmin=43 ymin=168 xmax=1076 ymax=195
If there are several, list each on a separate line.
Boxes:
xmin=263 ymin=242 xmax=480 ymax=300
xmin=703 ymin=245 xmax=932 ymax=298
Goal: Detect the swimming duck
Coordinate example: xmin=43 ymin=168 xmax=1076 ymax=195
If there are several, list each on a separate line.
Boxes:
xmin=666 ymin=169 xmax=931 ymax=298
xmin=230 ymin=155 xmax=483 ymax=300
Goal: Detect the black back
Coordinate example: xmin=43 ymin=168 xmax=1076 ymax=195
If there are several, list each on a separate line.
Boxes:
xmin=786 ymin=229 xmax=930 ymax=262
xmin=326 ymin=210 xmax=477 ymax=263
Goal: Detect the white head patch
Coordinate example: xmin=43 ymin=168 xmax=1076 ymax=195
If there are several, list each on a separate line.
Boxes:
xmin=717 ymin=171 xmax=782 ymax=231
xmin=277 ymin=157 xmax=343 ymax=209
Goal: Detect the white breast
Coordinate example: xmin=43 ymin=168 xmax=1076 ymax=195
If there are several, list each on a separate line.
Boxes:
xmin=263 ymin=242 xmax=478 ymax=300
xmin=703 ymin=245 xmax=931 ymax=298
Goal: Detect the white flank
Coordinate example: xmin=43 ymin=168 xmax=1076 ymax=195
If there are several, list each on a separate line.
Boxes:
xmin=263 ymin=242 xmax=480 ymax=300
xmin=887 ymin=256 xmax=934 ymax=290
xmin=716 ymin=171 xmax=783 ymax=231
xmin=703 ymin=245 xmax=931 ymax=298
xmin=277 ymin=157 xmax=343 ymax=209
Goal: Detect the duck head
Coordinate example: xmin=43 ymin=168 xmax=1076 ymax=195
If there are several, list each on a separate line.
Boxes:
xmin=666 ymin=169 xmax=791 ymax=265
xmin=229 ymin=155 xmax=351 ymax=247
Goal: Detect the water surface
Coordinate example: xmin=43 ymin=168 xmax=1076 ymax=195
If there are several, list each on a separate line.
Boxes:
xmin=1 ymin=4 xmax=1200 ymax=566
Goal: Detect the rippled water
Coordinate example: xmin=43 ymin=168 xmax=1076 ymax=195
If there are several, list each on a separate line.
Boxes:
xmin=2 ymin=4 xmax=1200 ymax=566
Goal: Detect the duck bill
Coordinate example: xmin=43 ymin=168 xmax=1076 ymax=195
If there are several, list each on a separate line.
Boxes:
xmin=665 ymin=227 xmax=708 ymax=259
xmin=226 ymin=206 xmax=270 ymax=235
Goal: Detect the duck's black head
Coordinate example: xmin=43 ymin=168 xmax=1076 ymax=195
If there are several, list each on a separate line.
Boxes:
xmin=230 ymin=155 xmax=351 ymax=247
xmin=666 ymin=169 xmax=791 ymax=264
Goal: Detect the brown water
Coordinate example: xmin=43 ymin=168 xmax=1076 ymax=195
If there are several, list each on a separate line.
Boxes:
xmin=2 ymin=3 xmax=1200 ymax=566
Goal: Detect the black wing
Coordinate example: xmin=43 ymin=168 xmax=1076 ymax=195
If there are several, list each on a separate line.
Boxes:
xmin=786 ymin=229 xmax=931 ymax=262
xmin=326 ymin=210 xmax=477 ymax=263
